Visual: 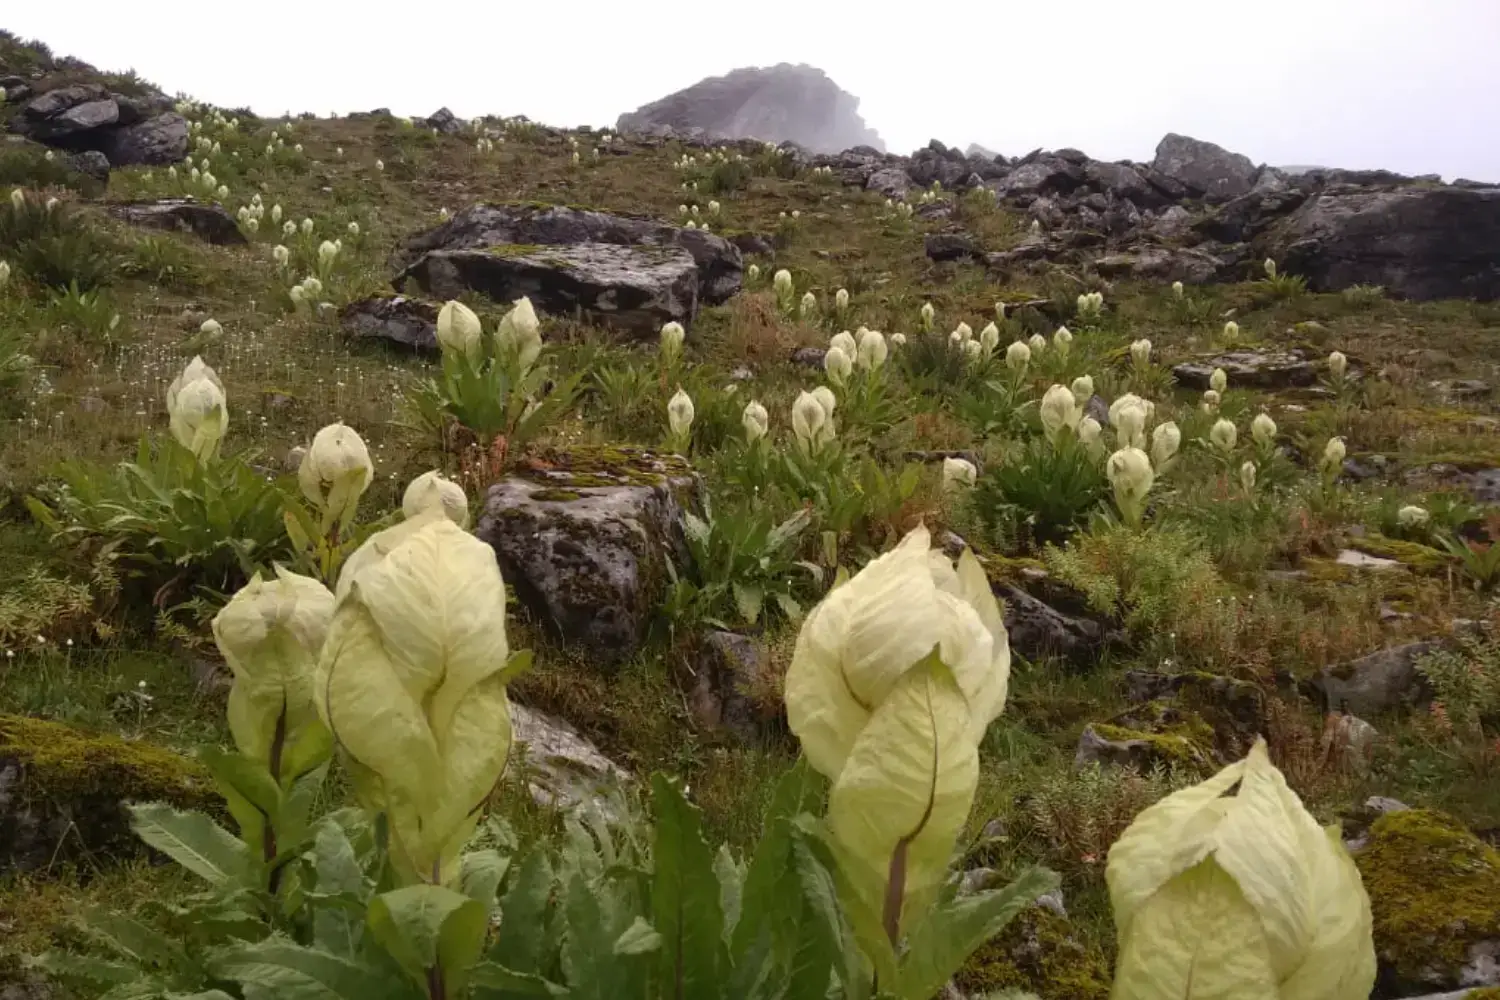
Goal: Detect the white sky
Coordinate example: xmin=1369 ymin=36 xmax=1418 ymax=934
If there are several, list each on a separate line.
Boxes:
xmin=8 ymin=0 xmax=1499 ymax=181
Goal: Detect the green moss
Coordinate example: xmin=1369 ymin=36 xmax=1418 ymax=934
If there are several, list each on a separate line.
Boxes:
xmin=955 ymin=907 xmax=1111 ymax=1000
xmin=1355 ymin=809 xmax=1500 ymax=988
xmin=516 ymin=445 xmax=693 ymax=492
xmin=529 ymin=489 xmax=583 ymax=503
xmin=0 ymin=714 xmax=217 ymax=866
xmin=1350 ymin=533 xmax=1452 ymax=573
xmin=1091 ymin=701 xmax=1216 ymax=768
xmin=1466 ymin=989 xmax=1500 ymax=1000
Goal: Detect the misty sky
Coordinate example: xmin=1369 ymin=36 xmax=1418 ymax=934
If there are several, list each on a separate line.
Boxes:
xmin=8 ymin=0 xmax=1498 ymax=181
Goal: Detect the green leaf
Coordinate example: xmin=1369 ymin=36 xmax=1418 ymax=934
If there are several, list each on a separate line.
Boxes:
xmin=462 ymin=849 xmax=512 ymax=913
xmin=308 ymin=819 xmax=367 ymax=954
xmin=792 ymin=816 xmax=890 ymax=994
xmin=786 ymin=833 xmax=850 ymax=1000
xmin=732 ymin=759 xmax=822 ymax=959
xmin=128 ymin=802 xmax=253 ymax=887
xmin=892 ymin=866 xmax=1059 ymax=1000
xmin=559 ymin=874 xmax=631 ymax=1000
xmin=490 ymin=849 xmax=554 ymax=974
xmin=366 ymin=884 xmax=488 ymax=996
xmin=469 ymin=961 xmax=571 ymax=997
xmin=650 ymin=774 xmax=726 ymax=999
xmin=732 ymin=582 xmax=764 ymax=625
xmin=612 ymin=917 xmax=662 ymax=956
xmin=208 ymin=938 xmax=402 ymax=999
xmin=199 ymin=748 xmax=280 ymax=853
xmin=714 ymin=844 xmax=744 ymax=939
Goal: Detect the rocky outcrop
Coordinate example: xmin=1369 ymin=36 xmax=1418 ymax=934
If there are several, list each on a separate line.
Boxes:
xmin=475 ymin=448 xmax=698 ymax=669
xmin=403 ymin=242 xmax=701 ymax=340
xmin=10 ymin=82 xmax=186 ymax=166
xmin=105 ymin=199 xmax=247 ymax=245
xmin=1266 ymin=186 xmax=1500 ymax=301
xmin=1151 ymin=133 xmax=1260 ymax=202
xmin=339 ymin=295 xmax=439 ymax=352
xmin=1316 ymin=640 xmax=1443 ymax=716
xmin=1172 ymin=348 xmax=1320 ymax=390
xmin=1 ymin=714 xmax=217 ymax=873
xmin=688 ymin=631 xmax=780 ymax=742
xmin=392 ymin=204 xmax=743 ymax=331
xmin=617 ymin=64 xmax=884 ymax=154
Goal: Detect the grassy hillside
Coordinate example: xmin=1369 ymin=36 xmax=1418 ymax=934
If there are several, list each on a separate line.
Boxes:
xmin=2 ymin=30 xmax=1499 ymax=998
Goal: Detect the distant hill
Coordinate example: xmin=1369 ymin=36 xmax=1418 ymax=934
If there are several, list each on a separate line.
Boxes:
xmin=616 ymin=64 xmax=884 ymax=154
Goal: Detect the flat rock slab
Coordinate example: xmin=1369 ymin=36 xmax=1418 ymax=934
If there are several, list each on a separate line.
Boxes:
xmin=402 ymin=243 xmax=699 ymax=340
xmin=339 ymin=295 xmax=439 ymax=352
xmin=392 ymin=202 xmax=743 ymax=309
xmin=107 ymin=198 xmax=246 ymax=245
xmin=510 ymin=703 xmax=630 ymax=818
xmin=1172 ymin=349 xmax=1317 ymax=390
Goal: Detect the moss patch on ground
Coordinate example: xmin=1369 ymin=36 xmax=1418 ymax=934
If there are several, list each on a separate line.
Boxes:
xmin=955 ymin=906 xmax=1112 ymax=1000
xmin=1355 ymin=808 xmax=1500 ymax=990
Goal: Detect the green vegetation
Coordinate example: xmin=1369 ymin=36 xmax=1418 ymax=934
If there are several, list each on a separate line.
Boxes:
xmin=2 ymin=28 xmax=1499 ymax=1000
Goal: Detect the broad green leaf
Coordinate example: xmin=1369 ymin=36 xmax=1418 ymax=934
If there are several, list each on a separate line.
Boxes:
xmin=309 ymin=820 xmax=367 ymax=954
xmin=128 ymin=802 xmax=253 ymax=887
xmin=25 ymin=951 xmax=140 ymax=990
xmin=463 ymin=849 xmax=512 ymax=914
xmin=732 ymin=582 xmax=764 ymax=625
xmin=491 ymin=849 xmax=554 ymax=974
xmin=714 ymin=844 xmax=744 ymax=939
xmin=80 ymin=910 xmax=189 ymax=968
xmin=277 ymin=761 xmax=332 ymax=857
xmin=732 ymin=758 xmax=822 ymax=959
xmin=560 ymin=874 xmax=630 ymax=1000
xmin=793 ymin=816 xmax=892 ymax=994
xmin=200 ymin=748 xmax=279 ymax=857
xmin=786 ymin=833 xmax=851 ymax=1000
xmin=650 ymin=774 xmax=726 ymax=999
xmin=367 ymin=884 xmax=488 ymax=996
xmin=613 ymin=917 xmax=662 ymax=956
xmin=208 ymin=938 xmax=402 ymax=1000
xmin=469 ymin=961 xmax=571 ymax=997
xmin=893 ymin=866 xmax=1058 ymax=1000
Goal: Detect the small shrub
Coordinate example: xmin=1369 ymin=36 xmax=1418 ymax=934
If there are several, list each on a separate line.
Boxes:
xmin=1021 ymin=763 xmax=1188 ymax=872
xmin=0 ymin=145 xmax=101 ymax=196
xmin=1417 ymin=621 xmax=1500 ymax=730
xmin=0 ymin=195 xmax=116 ymax=291
xmin=1341 ymin=284 xmax=1386 ymax=308
xmin=973 ymin=435 xmax=1106 ymax=549
xmin=122 ymin=234 xmax=201 ymax=290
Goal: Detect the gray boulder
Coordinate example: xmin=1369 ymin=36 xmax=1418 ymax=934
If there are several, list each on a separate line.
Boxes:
xmin=1083 ymin=160 xmax=1161 ymax=206
xmin=924 ymin=231 xmax=980 ymax=262
xmin=106 ymin=199 xmax=247 ymax=245
xmin=997 ymin=584 xmax=1109 ymax=667
xmin=1151 ymin=133 xmax=1259 ymax=202
xmin=402 ymin=242 xmax=699 ymax=340
xmin=690 ymin=631 xmax=778 ymax=742
xmin=393 ymin=203 xmax=743 ymax=311
xmin=1094 ymin=246 xmax=1226 ymax=284
xmin=866 ymin=166 xmax=911 ymax=200
xmin=510 ymin=703 xmax=631 ymax=817
xmin=1317 ymin=640 xmax=1443 ymax=715
xmin=425 ymin=106 xmax=463 ymax=134
xmin=339 ymin=295 xmax=438 ymax=352
xmin=17 ymin=84 xmax=185 ymax=166
xmin=1267 ymin=186 xmax=1500 ymax=301
xmin=1172 ymin=349 xmax=1318 ymax=389
xmin=475 ymin=448 xmax=698 ymax=668
xmin=988 ymin=157 xmax=1085 ymax=198
xmin=102 ymin=112 xmax=190 ymax=166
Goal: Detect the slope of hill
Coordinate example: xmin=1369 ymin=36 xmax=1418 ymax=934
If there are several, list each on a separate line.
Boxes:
xmin=2 ymin=29 xmax=1500 ymax=1000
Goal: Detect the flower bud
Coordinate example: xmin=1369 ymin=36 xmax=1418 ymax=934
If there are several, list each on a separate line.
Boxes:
xmin=494 ymin=297 xmax=542 ymax=371
xmin=800 ymin=290 xmax=818 ymax=318
xmin=1328 ymin=351 xmax=1348 ymax=379
xmin=1224 ymin=320 xmax=1240 ymax=340
xmin=942 ymin=456 xmax=977 ymax=490
xmin=436 ymin=301 xmax=483 ymax=360
xmin=317 ymin=240 xmax=338 ymax=268
xmin=830 ymin=330 xmax=857 ymax=358
xmin=1114 ymin=402 xmax=1147 ymax=450
xmin=1107 ymin=447 xmax=1155 ymax=525
xmin=1150 ymin=421 xmax=1181 ymax=472
xmin=834 ymin=288 xmax=849 ymax=311
xmin=667 ymin=388 xmax=695 ymax=440
xmin=955 ymin=322 xmax=973 ymax=343
xmin=1071 ymin=374 xmax=1095 ymax=400
xmin=317 ymin=516 xmax=515 ymax=885
xmin=856 ymin=328 xmax=888 ymax=371
xmin=1210 ymin=418 xmax=1238 ymax=454
xmin=1130 ymin=339 xmax=1152 ymax=367
xmin=792 ymin=390 xmax=829 ymax=452
xmin=786 ymin=525 xmax=1008 ymax=937
xmin=0 ymin=260 xmax=9 ymax=288
xmin=742 ymin=400 xmax=769 ymax=442
xmin=1264 ymin=257 xmax=1278 ymax=279
xmin=1040 ymin=384 xmax=1080 ymax=443
xmin=1053 ymin=325 xmax=1073 ymax=354
xmin=1201 ymin=388 xmax=1222 ymax=412
xmin=299 ymin=423 xmax=374 ymax=533
xmin=1210 ymin=367 xmax=1228 ymax=394
xmin=1078 ymin=416 xmax=1104 ymax=457
xmin=1397 ymin=505 xmax=1430 ymax=528
xmin=1322 ymin=437 xmax=1346 ymax=475
xmin=166 ymin=356 xmax=228 ymax=462
xmin=659 ymin=321 xmax=685 ymax=365
xmin=1171 ymin=280 xmax=1184 ymax=299
xmin=1240 ymin=460 xmax=1258 ymax=493
xmin=773 ymin=269 xmax=793 ymax=295
xmin=300 ymin=218 xmax=314 ymax=235
xmin=889 ymin=332 xmax=907 ymax=347
xmin=1251 ymin=413 xmax=1277 ymax=447
xmin=401 ymin=471 xmax=469 ymax=527
xmin=1006 ymin=340 xmax=1031 ymax=371
xmin=213 ymin=566 xmax=335 ymax=776
xmin=979 ymin=323 xmax=1000 ymax=354
xmin=824 ymin=344 xmax=853 ymax=385
xmin=1107 ymin=740 xmax=1375 ymax=1000
xmin=920 ymin=301 xmax=935 ymax=329
xmin=1028 ymin=332 xmax=1048 ymax=355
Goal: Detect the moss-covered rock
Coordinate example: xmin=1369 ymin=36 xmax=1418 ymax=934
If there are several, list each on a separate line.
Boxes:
xmin=475 ymin=447 xmax=699 ymax=670
xmin=1348 ymin=533 xmax=1453 ymax=573
xmin=1075 ymin=700 xmax=1216 ymax=772
xmin=954 ymin=906 xmax=1111 ymax=1000
xmin=1355 ymin=808 xmax=1500 ymax=994
xmin=1121 ymin=670 xmax=1265 ymax=761
xmin=0 ymin=714 xmax=215 ymax=873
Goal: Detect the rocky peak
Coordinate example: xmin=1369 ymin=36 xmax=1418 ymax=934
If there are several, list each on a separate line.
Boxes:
xmin=616 ymin=64 xmax=884 ymax=154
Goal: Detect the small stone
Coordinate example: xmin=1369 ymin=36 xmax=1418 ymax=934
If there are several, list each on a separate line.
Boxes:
xmin=1336 ymin=549 xmax=1401 ymax=570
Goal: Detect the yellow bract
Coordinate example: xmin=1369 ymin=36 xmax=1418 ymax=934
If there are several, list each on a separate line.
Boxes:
xmin=1107 ymin=739 xmax=1376 ymax=1000
xmin=317 ymin=516 xmax=514 ymax=886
